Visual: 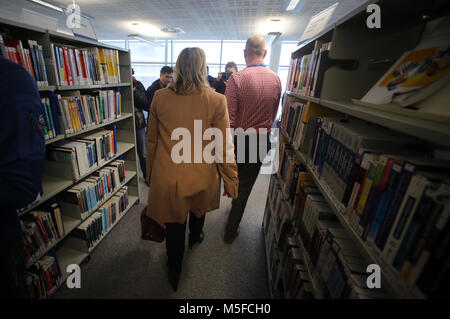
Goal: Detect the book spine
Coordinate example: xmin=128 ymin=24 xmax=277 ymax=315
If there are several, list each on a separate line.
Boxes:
xmin=51 ymin=44 xmax=60 ymax=85
xmin=62 ymin=47 xmax=73 ymax=86
xmin=28 ymin=41 xmax=40 ymax=84
xmin=37 ymin=44 xmax=48 ymax=85
xmin=374 ymin=163 xmax=416 ymax=250
xmin=33 ymin=213 xmax=49 ymax=244
xmin=58 ymin=47 xmax=68 ymax=86
xmin=45 ymin=98 xmax=56 ymax=138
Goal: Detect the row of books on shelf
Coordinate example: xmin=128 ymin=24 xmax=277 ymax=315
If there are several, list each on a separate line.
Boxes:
xmin=286 ymin=41 xmax=332 ymax=97
xmin=24 ymin=185 xmax=130 ymax=299
xmin=71 ymin=186 xmax=130 ymax=249
xmin=267 ymin=175 xmax=390 ymax=299
xmin=0 ymin=35 xmax=49 ymax=86
xmin=47 ymin=127 xmax=118 ymax=180
xmin=280 ymin=100 xmax=342 ymax=152
xmin=26 ymin=252 xmax=61 ymax=299
xmin=40 ymin=89 xmax=122 ymax=141
xmin=21 ymin=202 xmax=64 ymax=263
xmin=277 ymin=116 xmax=450 ymax=297
xmin=284 ymin=21 xmax=448 ymax=112
xmin=59 ymin=160 xmax=126 ymax=220
xmin=56 ymin=89 xmax=122 ymax=135
xmin=20 ymin=160 xmax=127 ymax=264
xmin=51 ymin=43 xmax=121 ymax=86
xmin=285 ymin=40 xmax=357 ymax=98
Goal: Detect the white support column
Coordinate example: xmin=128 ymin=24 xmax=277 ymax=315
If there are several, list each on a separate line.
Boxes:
xmin=268 ymin=39 xmax=282 ymax=73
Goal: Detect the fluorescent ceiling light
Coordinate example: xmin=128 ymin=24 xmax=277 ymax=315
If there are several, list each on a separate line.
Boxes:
xmin=30 ymin=0 xmax=63 ymax=12
xmin=28 ymin=0 xmax=95 ymax=20
xmin=286 ymin=0 xmax=300 ymax=11
xmin=129 ymin=34 xmax=164 ymax=47
xmin=282 ymin=0 xmax=307 ymax=12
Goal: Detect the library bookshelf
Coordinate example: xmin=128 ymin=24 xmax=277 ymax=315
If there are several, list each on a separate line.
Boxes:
xmin=0 ymin=17 xmax=140 ymax=298
xmin=263 ymin=0 xmax=450 ymax=299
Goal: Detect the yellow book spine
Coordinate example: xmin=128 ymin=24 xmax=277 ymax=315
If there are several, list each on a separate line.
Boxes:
xmin=67 ymin=100 xmax=76 ymax=131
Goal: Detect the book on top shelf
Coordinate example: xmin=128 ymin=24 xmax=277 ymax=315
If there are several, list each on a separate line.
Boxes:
xmin=51 ymin=43 xmax=121 ymax=86
xmin=360 ymin=17 xmax=450 ymax=107
xmin=2 ymin=38 xmax=49 ymax=86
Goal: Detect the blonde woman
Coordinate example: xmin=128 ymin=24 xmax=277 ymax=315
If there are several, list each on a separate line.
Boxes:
xmin=145 ymin=47 xmax=238 ymax=291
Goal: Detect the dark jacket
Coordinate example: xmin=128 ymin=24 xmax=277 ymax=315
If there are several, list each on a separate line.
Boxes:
xmin=207 ymin=75 xmax=217 ymax=89
xmin=146 ymin=79 xmax=164 ymax=110
xmin=133 ymin=79 xmax=149 ymax=129
xmin=0 ymin=57 xmax=45 ymax=245
xmin=133 ymin=79 xmax=149 ymax=112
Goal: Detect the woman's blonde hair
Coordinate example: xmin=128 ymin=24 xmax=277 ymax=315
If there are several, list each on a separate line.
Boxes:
xmin=170 ymin=47 xmax=208 ymax=95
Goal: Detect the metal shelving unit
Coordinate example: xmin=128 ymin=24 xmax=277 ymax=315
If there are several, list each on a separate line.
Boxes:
xmin=296 ymin=150 xmax=413 ymax=298
xmin=0 ymin=16 xmax=141 ymax=298
xmin=25 ymin=171 xmax=136 ymax=269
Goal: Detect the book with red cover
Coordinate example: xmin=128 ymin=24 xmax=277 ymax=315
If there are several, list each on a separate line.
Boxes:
xmin=4 ymin=39 xmax=25 ymax=67
xmin=24 ymin=48 xmax=36 ymax=79
xmin=33 ymin=212 xmax=50 ymax=244
xmin=62 ymin=47 xmax=73 ymax=86
xmin=78 ymin=50 xmax=88 ymax=82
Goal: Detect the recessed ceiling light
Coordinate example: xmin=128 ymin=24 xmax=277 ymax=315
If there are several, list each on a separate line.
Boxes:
xmin=161 ymin=27 xmax=184 ymax=34
xmin=132 ymin=22 xmax=139 ymax=26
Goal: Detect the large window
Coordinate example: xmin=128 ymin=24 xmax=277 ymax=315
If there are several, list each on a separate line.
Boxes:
xmin=279 ymin=42 xmax=298 ymax=68
xmin=278 ymin=42 xmax=298 ymax=90
xmin=275 ymin=42 xmax=298 ymax=119
xmin=221 ymin=40 xmax=272 ymax=72
xmin=173 ymin=40 xmax=222 ymax=65
xmin=132 ymin=64 xmax=166 ymax=90
xmin=129 ymin=40 xmax=166 ymax=63
xmin=99 ymin=39 xmax=278 ymax=88
xmin=221 ymin=40 xmax=246 ymax=67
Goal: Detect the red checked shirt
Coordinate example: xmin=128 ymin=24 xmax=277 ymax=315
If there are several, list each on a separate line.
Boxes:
xmin=225 ymin=61 xmax=281 ymax=132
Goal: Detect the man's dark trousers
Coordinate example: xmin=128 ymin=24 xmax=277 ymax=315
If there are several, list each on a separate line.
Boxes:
xmin=225 ymin=133 xmax=270 ymax=236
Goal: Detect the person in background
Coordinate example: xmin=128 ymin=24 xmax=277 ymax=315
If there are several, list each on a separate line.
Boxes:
xmin=132 ymin=68 xmax=149 ymax=183
xmin=146 ymin=66 xmax=174 ymax=108
xmin=145 ymin=48 xmax=238 ymax=291
xmin=224 ymin=35 xmax=281 ymax=244
xmin=0 ymin=56 xmax=46 ymax=298
xmin=206 ymin=65 xmax=217 ymax=89
xmin=215 ymin=62 xmax=238 ymax=94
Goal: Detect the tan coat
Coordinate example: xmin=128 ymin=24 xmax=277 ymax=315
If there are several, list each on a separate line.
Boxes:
xmin=145 ymin=87 xmax=238 ymax=225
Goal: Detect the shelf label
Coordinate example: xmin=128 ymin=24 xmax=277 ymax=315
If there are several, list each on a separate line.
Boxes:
xmin=300 ymin=2 xmax=339 ymax=42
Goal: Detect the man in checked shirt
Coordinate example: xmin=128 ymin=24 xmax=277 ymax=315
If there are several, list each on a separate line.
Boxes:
xmin=224 ymin=35 xmax=281 ymax=243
